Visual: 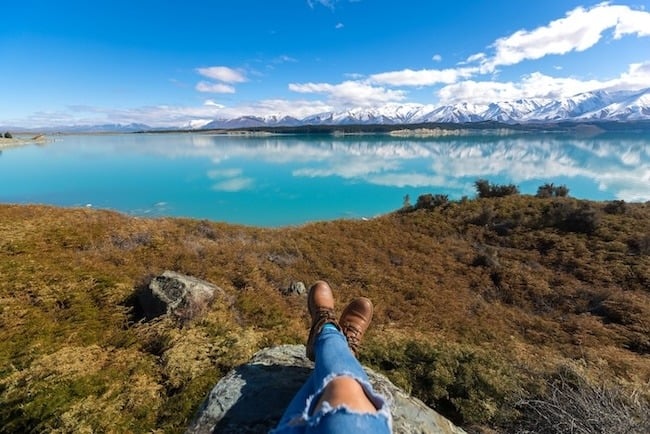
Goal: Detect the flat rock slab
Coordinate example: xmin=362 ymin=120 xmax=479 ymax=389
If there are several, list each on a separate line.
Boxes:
xmin=186 ymin=344 xmax=466 ymax=434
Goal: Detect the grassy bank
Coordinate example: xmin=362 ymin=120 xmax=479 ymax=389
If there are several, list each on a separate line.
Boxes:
xmin=0 ymin=195 xmax=648 ymax=433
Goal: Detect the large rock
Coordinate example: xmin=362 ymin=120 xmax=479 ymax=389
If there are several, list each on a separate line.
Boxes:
xmin=186 ymin=344 xmax=466 ymax=434
xmin=137 ymin=270 xmax=221 ymax=321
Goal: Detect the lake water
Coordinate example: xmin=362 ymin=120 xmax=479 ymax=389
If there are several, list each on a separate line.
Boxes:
xmin=1 ymin=132 xmax=648 ymax=226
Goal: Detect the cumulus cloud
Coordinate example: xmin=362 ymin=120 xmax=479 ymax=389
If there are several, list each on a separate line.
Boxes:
xmin=335 ymin=22 xmax=344 ymax=29
xmin=438 ymin=62 xmax=650 ymax=103
xmin=196 ymin=66 xmax=247 ymax=83
xmin=369 ymin=67 xmax=476 ymax=86
xmin=431 ymin=54 xmax=442 ymax=62
xmin=195 ymin=81 xmax=236 ymax=94
xmin=366 ymin=3 xmax=650 ymax=93
xmin=475 ymin=3 xmax=650 ymax=72
xmin=289 ymin=80 xmax=407 ymax=106
xmin=610 ymin=61 xmax=650 ymax=90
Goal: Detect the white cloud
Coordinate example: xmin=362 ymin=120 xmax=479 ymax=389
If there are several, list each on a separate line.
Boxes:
xmin=476 ymin=3 xmax=650 ymax=72
xmin=369 ymin=67 xmax=476 ymax=86
xmin=227 ymin=98 xmax=334 ymax=118
xmin=289 ymin=80 xmax=407 ymax=106
xmin=203 ymin=99 xmax=225 ymax=108
xmin=8 ymin=97 xmax=335 ymax=129
xmin=438 ymin=61 xmax=650 ymax=103
xmin=437 ymin=80 xmax=520 ymax=104
xmin=464 ymin=53 xmax=486 ymax=64
xmin=610 ymin=61 xmax=650 ymax=90
xmin=196 ymin=66 xmax=247 ymax=83
xmin=362 ymin=3 xmax=650 ymax=95
xmin=431 ymin=54 xmax=442 ymax=62
xmin=195 ymin=81 xmax=236 ymax=94
xmin=335 ymin=22 xmax=344 ymax=29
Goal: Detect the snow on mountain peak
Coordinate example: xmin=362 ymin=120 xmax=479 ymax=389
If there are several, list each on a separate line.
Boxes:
xmin=184 ymin=88 xmax=650 ymax=130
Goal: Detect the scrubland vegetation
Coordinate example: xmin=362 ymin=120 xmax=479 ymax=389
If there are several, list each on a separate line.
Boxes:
xmin=0 ymin=188 xmax=648 ymax=433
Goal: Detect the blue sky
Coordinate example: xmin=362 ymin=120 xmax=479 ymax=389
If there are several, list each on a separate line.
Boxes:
xmin=1 ymin=0 xmax=649 ymax=127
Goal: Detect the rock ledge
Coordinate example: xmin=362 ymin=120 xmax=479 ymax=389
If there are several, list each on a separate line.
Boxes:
xmin=186 ymin=344 xmax=466 ymax=434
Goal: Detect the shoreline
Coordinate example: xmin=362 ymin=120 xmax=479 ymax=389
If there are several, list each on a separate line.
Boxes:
xmin=0 ymin=134 xmax=49 ymax=150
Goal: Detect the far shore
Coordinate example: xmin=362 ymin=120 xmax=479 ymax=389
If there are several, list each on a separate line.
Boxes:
xmin=0 ymin=134 xmax=49 ymax=150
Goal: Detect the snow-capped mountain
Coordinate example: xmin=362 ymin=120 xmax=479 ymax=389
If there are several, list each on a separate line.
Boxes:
xmin=419 ymin=102 xmax=489 ymax=123
xmin=203 ymin=115 xmax=302 ymax=129
xmin=15 ymin=88 xmax=648 ymax=133
xmin=193 ymin=88 xmax=650 ymax=128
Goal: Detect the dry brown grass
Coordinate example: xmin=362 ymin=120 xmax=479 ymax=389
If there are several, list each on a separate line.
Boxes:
xmin=0 ymin=197 xmax=648 ymax=433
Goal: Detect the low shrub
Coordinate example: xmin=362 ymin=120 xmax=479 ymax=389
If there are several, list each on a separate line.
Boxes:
xmin=475 ymin=179 xmax=520 ymax=198
xmin=536 ymin=183 xmax=569 ymax=198
xmin=415 ymin=193 xmax=449 ymax=210
xmin=513 ymin=365 xmax=650 ymax=434
xmin=627 ymin=233 xmax=650 ymax=255
xmin=604 ymin=200 xmax=627 ymax=215
xmin=540 ymin=201 xmax=600 ymax=234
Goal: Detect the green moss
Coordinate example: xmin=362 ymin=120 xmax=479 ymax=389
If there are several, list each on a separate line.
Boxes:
xmin=363 ymin=339 xmax=522 ymax=426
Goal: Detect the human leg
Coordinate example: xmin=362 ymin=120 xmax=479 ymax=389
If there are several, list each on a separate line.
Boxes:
xmin=304 ymin=296 xmax=391 ymax=433
xmin=310 ymin=297 xmax=377 ymax=415
xmin=271 ymin=282 xmax=391 ymax=434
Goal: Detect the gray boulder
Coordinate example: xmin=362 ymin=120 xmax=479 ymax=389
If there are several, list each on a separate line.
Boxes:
xmin=281 ymin=281 xmax=306 ymax=296
xmin=137 ymin=270 xmax=222 ymax=321
xmin=186 ymin=344 xmax=466 ymax=434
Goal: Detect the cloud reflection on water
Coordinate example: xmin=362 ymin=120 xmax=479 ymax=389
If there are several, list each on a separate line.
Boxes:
xmin=136 ymin=133 xmax=650 ymax=201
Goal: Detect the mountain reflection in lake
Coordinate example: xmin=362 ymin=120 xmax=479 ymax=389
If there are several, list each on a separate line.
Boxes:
xmin=0 ymin=133 xmax=648 ymax=226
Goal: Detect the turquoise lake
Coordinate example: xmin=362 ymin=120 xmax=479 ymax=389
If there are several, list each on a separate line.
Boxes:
xmin=1 ymin=132 xmax=648 ymax=227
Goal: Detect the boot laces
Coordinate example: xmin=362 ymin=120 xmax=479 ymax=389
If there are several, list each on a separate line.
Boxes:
xmin=343 ymin=323 xmax=362 ymax=352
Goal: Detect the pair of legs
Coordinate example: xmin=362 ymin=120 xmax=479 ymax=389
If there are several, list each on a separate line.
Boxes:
xmin=271 ymin=281 xmax=391 ymax=434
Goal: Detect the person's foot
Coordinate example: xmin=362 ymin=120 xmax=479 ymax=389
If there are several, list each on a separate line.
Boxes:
xmin=306 ymin=281 xmax=340 ymax=361
xmin=339 ymin=297 xmax=373 ymax=358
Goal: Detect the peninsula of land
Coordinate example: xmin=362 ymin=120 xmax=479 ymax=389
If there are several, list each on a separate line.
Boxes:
xmin=0 ymin=134 xmax=48 ymax=149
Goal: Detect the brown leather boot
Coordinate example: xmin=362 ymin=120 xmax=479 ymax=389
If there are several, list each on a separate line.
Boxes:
xmin=306 ymin=281 xmax=340 ymax=361
xmin=339 ymin=297 xmax=373 ymax=358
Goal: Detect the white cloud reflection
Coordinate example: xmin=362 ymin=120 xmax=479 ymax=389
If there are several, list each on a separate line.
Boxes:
xmin=115 ymin=133 xmax=650 ymax=202
xmin=211 ymin=177 xmax=254 ymax=192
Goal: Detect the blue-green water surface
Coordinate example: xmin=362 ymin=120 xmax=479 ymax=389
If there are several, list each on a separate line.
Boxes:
xmin=1 ymin=132 xmax=648 ymax=226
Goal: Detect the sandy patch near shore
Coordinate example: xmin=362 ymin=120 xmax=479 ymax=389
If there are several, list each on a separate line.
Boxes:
xmin=0 ymin=134 xmax=48 ymax=149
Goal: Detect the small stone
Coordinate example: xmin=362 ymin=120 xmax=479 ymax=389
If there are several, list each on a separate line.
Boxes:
xmin=281 ymin=281 xmax=306 ymax=296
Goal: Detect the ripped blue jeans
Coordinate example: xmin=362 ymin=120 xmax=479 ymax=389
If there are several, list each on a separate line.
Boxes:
xmin=270 ymin=324 xmax=392 ymax=434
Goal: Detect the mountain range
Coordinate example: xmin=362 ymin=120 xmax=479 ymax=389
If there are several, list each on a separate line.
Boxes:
xmin=199 ymin=88 xmax=650 ymax=129
xmin=7 ymin=88 xmax=650 ymax=132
